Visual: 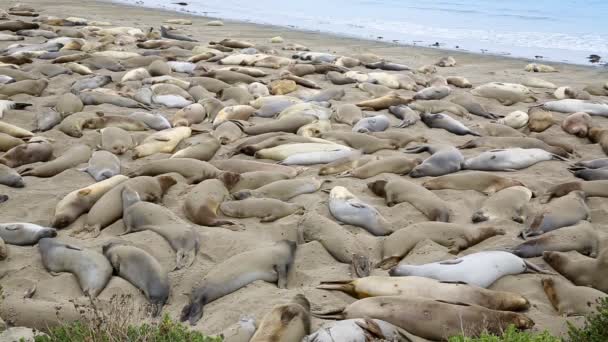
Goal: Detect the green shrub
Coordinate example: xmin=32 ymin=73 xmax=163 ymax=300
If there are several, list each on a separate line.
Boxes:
xmin=567 ymin=297 xmax=608 ymax=342
xmin=448 ymin=325 xmax=561 ymax=342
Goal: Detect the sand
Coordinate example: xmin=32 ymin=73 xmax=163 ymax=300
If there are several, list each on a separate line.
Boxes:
xmin=0 ymin=0 xmax=607 ymax=340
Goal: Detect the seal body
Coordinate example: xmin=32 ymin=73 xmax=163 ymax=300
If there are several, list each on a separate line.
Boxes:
xmin=232 ymin=178 xmax=327 ymax=201
xmin=184 ymin=179 xmax=234 ymax=226
xmin=249 ymin=294 xmax=311 ymax=342
xmin=0 ymin=223 xmax=57 ymax=245
xmin=406 ymin=145 xmax=463 ymax=177
xmin=220 ymin=198 xmax=304 ymax=222
xmin=472 ymin=186 xmax=532 ymax=223
xmin=543 ymin=249 xmax=608 ymax=293
xmin=542 ymin=277 xmax=607 ymax=316
xmin=513 ymin=221 xmax=599 ymax=258
xmin=464 ymin=148 xmax=562 ymax=171
xmin=522 ymin=191 xmax=589 ymax=238
xmin=423 ymin=172 xmax=523 ymax=195
xmin=83 ymin=151 xmax=121 ymax=181
xmin=328 ymin=186 xmax=391 ymax=236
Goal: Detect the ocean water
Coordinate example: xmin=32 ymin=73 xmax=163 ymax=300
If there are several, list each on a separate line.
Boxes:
xmin=112 ymin=0 xmax=608 ymax=65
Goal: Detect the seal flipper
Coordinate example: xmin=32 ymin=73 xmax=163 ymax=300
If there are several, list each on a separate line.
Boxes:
xmin=439 ymin=258 xmax=463 ymax=265
xmin=180 ymin=301 xmax=204 ymax=326
xmin=356 ymin=318 xmax=386 ymax=340
xmin=524 ymin=260 xmax=555 ymax=275
xmin=351 ymin=254 xmax=372 ymax=278
xmin=376 ymin=256 xmax=401 ymax=270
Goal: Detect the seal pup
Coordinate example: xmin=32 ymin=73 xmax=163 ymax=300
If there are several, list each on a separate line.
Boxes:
xmin=472 ymin=186 xmax=532 ymax=223
xmin=0 ymin=121 xmax=33 ymax=139
xmin=51 ymin=175 xmax=128 ymax=229
xmin=543 ymin=249 xmax=608 ymax=293
xmin=571 ymin=167 xmax=608 ymax=181
xmin=212 ymin=159 xmax=298 ymax=178
xmin=541 ymin=277 xmax=607 ymax=316
xmin=409 ymin=100 xmax=470 ymax=118
xmin=378 ymin=222 xmax=504 ymax=269
xmin=214 ymin=317 xmax=257 ymax=342
xmin=541 ymin=180 xmax=608 ymax=203
xmin=303 ymin=318 xmax=404 ymax=342
xmin=0 ymin=163 xmax=24 ymax=187
xmin=542 ymin=99 xmax=608 ymax=116
xmin=464 ymin=148 xmax=566 ymax=171
xmin=0 ymin=139 xmax=53 ymax=168
xmin=420 ymin=112 xmax=480 ymax=136
xmin=389 ymin=251 xmax=546 ymax=288
xmin=249 ymin=294 xmax=311 ymax=342
xmin=81 ymin=151 xmax=121 ymax=181
xmin=458 ymin=137 xmax=568 ymax=157
xmin=527 ymin=107 xmax=555 ymax=132
xmin=450 ymin=94 xmax=498 ymax=119
xmin=317 ymin=276 xmax=529 ymax=311
xmin=0 ymin=223 xmax=57 ymax=245
xmin=338 ymin=156 xmax=420 ymax=178
xmin=368 ymin=178 xmax=450 ymax=222
xmin=232 ymin=178 xmax=328 ymax=201
xmin=472 ymin=82 xmax=537 ymax=105
xmin=0 ymin=132 xmax=25 ymax=152
xmin=512 ymin=221 xmax=599 ymax=258
xmin=313 ymin=296 xmax=534 ymax=340
xmin=172 ymin=134 xmax=220 ymax=160
xmin=128 ymin=158 xmax=238 ymax=186
xmin=320 ymin=132 xmax=398 ymax=153
xmin=102 ymin=241 xmax=170 ymax=316
xmin=328 ymin=186 xmax=392 ymax=236
xmin=133 ymin=127 xmax=192 ymax=159
xmin=99 ymin=127 xmax=132 ymax=155
xmin=184 ymin=179 xmax=236 ymax=227
xmin=356 ymin=94 xmax=412 ymax=111
xmin=521 ymin=190 xmax=589 ymax=238
xmin=220 ymin=198 xmax=304 ymax=222
xmin=129 ymin=112 xmax=171 ymax=131
xmin=388 ymin=105 xmax=419 ymax=127
xmin=351 ymin=114 xmax=390 ymax=133
xmin=405 ymin=144 xmax=463 ymax=177
xmin=562 ymin=112 xmax=592 ymax=138
xmin=38 ymin=238 xmax=112 ymax=298
xmin=180 ymin=240 xmax=297 ymax=325
xmin=19 ymin=144 xmax=92 ymax=178
xmin=423 ymin=172 xmax=524 ymax=195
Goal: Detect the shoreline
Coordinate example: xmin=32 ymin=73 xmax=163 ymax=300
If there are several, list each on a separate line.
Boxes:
xmin=108 ymin=0 xmax=608 ymax=67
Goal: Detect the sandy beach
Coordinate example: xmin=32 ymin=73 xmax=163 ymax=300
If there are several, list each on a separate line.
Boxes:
xmin=1 ymin=0 xmax=608 ymax=340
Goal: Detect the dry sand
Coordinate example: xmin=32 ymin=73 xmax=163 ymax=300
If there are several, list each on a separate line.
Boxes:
xmin=0 ymin=0 xmax=607 ymax=340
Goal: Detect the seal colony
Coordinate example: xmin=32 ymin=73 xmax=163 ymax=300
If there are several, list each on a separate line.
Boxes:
xmin=0 ymin=0 xmax=607 ymax=340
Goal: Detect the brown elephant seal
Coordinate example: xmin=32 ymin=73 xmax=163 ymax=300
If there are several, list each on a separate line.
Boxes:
xmin=52 ymin=175 xmax=128 ymax=228
xmin=230 ymin=171 xmax=291 ymax=193
xmin=458 ymin=136 xmax=568 ymax=157
xmin=378 ymin=222 xmax=503 ymax=269
xmin=329 ymin=186 xmax=392 ymax=236
xmin=0 ymin=163 xmax=24 ymax=187
xmin=121 ymin=186 xmax=200 ymax=269
xmin=369 ymin=131 xmax=426 ymax=148
xmin=184 ymin=179 xmax=236 ymax=227
xmin=472 ymin=82 xmax=537 ymax=106
xmin=320 ymin=132 xmax=398 ymax=153
xmin=133 ymin=126 xmax=191 ymax=159
xmin=0 ymin=79 xmax=47 ymax=97
xmin=542 ymin=277 xmax=607 ymax=316
xmin=100 ymin=127 xmax=133 ymax=155
xmin=588 ymin=126 xmax=608 ymax=155
xmin=0 ymin=20 xmax=39 ymax=31
xmin=235 ymin=115 xmax=315 ymax=136
xmin=213 ymin=121 xmax=244 ymax=145
xmin=423 ymin=171 xmax=524 ymax=195
xmin=102 ymin=241 xmax=170 ymax=316
xmin=219 ymin=86 xmax=254 ymax=105
xmin=450 ymin=95 xmax=498 ymax=119
xmin=318 ymin=276 xmax=528 ymax=311
xmin=19 ymin=144 xmax=91 ymax=178
xmin=0 ymin=223 xmax=57 ymax=245
xmin=171 ymin=103 xmax=206 ymax=127
xmin=356 ymin=94 xmax=412 ymax=111
xmin=409 ymin=100 xmax=470 ymax=118
xmin=232 ymin=178 xmax=328 ymax=201
xmin=238 ymin=134 xmax=319 ymax=156
xmin=339 ymin=156 xmax=420 ymax=179
xmin=83 ymin=115 xmax=148 ymax=131
xmin=313 ymin=296 xmax=534 ymax=340
xmin=527 ymin=107 xmax=555 ymax=132
xmin=543 ymin=249 xmax=608 ymax=293
xmin=541 ymin=180 xmax=608 ymax=203
xmin=0 ymin=139 xmax=53 ymax=168
xmin=71 ymin=175 xmax=176 ymax=238
xmin=521 ymin=190 xmax=589 ymax=239
xmin=0 ymin=132 xmax=25 ymax=152
xmin=368 ymin=178 xmax=450 ymax=222
xmin=472 ymin=186 xmax=532 ymax=223
xmin=180 ymin=240 xmax=297 ymax=325
xmin=212 ymin=159 xmax=299 ymax=178
xmin=562 ymin=112 xmax=592 ymax=138
xmin=250 ymin=295 xmax=310 ymax=342
xmin=128 ymin=158 xmax=239 ymax=186
xmin=38 ymin=238 xmax=112 ymax=298
xmin=220 ymin=198 xmax=304 ymax=222
xmin=513 ymin=221 xmax=599 ymax=258
xmin=58 ymin=111 xmax=99 ymax=138
xmin=172 ymin=134 xmax=220 ymax=160
xmin=54 ymin=93 xmax=83 ymax=117
xmin=318 ymin=154 xmax=376 ymax=176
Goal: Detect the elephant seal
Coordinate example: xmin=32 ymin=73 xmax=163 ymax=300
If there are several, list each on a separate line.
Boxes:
xmin=184 ymin=179 xmax=235 ymax=227
xmin=521 ymin=190 xmax=589 ymax=238
xmin=255 ymin=143 xmax=352 ymax=162
xmin=542 ymin=99 xmax=608 ymax=116
xmin=513 ymin=221 xmax=599 ymax=258
xmin=562 ymin=112 xmax=592 ymax=138
xmin=39 ymin=238 xmax=113 ymax=298
xmin=423 ymin=172 xmax=524 ymax=195
xmin=318 ymin=154 xmax=375 ymax=176
xmin=235 ymin=115 xmax=315 ymax=135
xmin=414 ymin=85 xmax=451 ymax=100
xmin=71 ymin=75 xmax=113 ymax=93
xmin=83 ymin=116 xmax=148 ymax=131
xmin=172 ymin=135 xmax=220 ymax=160
xmin=450 ymin=94 xmax=498 ymax=119
xmin=447 ymin=76 xmax=472 ymax=88
xmin=230 ymin=171 xmax=290 ymax=193
xmin=351 ymin=115 xmax=390 ymax=133
xmin=128 ymin=112 xmax=171 ymax=130
xmin=54 ymin=93 xmax=83 ymax=117
xmin=496 ymin=110 xmax=529 ymax=129
xmin=420 ymin=112 xmax=480 ymax=136
xmin=303 ymin=318 xmax=403 ymax=342
xmin=542 ymin=277 xmax=607 ymax=316
xmin=338 ymin=156 xmax=420 ymax=178
xmin=317 ymin=276 xmax=528 ymax=311
xmin=220 ymin=198 xmax=304 ymax=222
xmin=370 ymin=131 xmax=426 ymax=148
xmin=334 ymin=104 xmax=362 ymax=125
xmin=0 ymin=121 xmax=34 ymax=139
xmin=321 ymin=132 xmax=398 ymax=154
xmin=405 ymin=144 xmax=463 ymax=177
xmin=379 ymin=222 xmax=504 ymax=269
xmin=100 ymin=127 xmax=133 ymax=155
xmin=572 ymin=168 xmax=608 ymax=181
xmin=19 ymin=144 xmax=92 ymax=178
xmin=313 ymin=296 xmax=534 ymax=340
xmin=0 ymin=79 xmax=47 ymax=97
xmin=389 ymin=105 xmax=419 ymax=127
xmin=133 ymin=127 xmax=191 ymax=159
xmin=543 ymin=249 xmax=608 ymax=293
xmin=171 ymin=103 xmax=206 ymax=127
xmin=214 ymin=317 xmax=257 ymax=342
xmin=472 ymin=186 xmax=532 ymax=223
xmin=368 ymin=178 xmax=450 ymax=222
xmin=389 ymin=251 xmax=545 ymax=288
xmin=0 ymin=133 xmax=25 ymax=152
xmin=464 ymin=148 xmax=565 ymax=171
xmin=232 ymin=178 xmax=328 ymax=201
xmin=472 ymin=82 xmax=537 ymax=105
xmin=72 ymin=175 xmax=177 ymax=238
xmin=356 ymin=94 xmax=412 ymax=111
xmin=525 ymin=63 xmax=556 ymax=72
xmin=212 ymin=159 xmax=298 ymax=178
xmin=240 ymin=135 xmax=329 ymax=156
xmin=409 ymin=100 xmax=470 ymax=118
xmin=250 ymin=294 xmax=310 ymax=342
xmin=459 ymin=137 xmax=568 ymax=157
xmin=81 ymin=151 xmax=121 ymax=181
xmin=102 ymin=241 xmax=170 ymax=316
xmin=52 ymin=175 xmax=128 ymax=228
xmin=128 ymin=158 xmax=239 ymax=186
xmin=0 ymin=140 xmax=53 ymax=168
xmin=527 ymin=107 xmax=555 ymax=132
xmin=121 ymin=187 xmax=200 ymax=269
xmin=329 ymin=186 xmax=392 ymax=236
xmin=0 ymin=163 xmax=24 ymax=187
xmin=541 ymin=180 xmax=608 ymax=203
xmin=0 ymin=223 xmax=57 ymax=245
xmin=180 ymin=240 xmax=297 ymax=325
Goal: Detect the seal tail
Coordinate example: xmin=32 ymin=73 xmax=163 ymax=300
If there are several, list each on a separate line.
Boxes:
xmin=524 ymin=260 xmax=556 ymax=275
xmin=316 ymin=280 xmax=355 ymax=295
xmin=551 ymin=154 xmax=569 ymax=162
xmin=457 ymin=140 xmax=476 ymax=149
xmin=311 ymin=307 xmax=347 ymax=320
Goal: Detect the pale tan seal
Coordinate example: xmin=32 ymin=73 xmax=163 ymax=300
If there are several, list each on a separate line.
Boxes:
xmin=235 ymin=115 xmax=316 ymax=135
xmin=370 ymin=131 xmax=426 ymax=147
xmin=472 ymin=186 xmax=532 ymax=223
xmin=83 ymin=115 xmax=148 ymax=131
xmin=250 ymin=294 xmax=310 ymax=342
xmin=356 ymin=94 xmax=412 ymax=111
xmin=0 ymin=132 xmax=24 ymax=152
xmin=458 ymin=136 xmax=568 ymax=157
xmin=368 ymin=178 xmax=450 ymax=222
xmin=19 ymin=144 xmax=91 ymax=178
xmin=313 ymin=296 xmax=534 ymax=340
xmin=230 ymin=171 xmax=291 ymax=193
xmin=212 ymin=159 xmax=299 ymax=178
xmin=543 ymin=249 xmax=608 ymax=293
xmin=213 ymin=121 xmax=245 ymax=145
xmin=378 ymin=222 xmax=504 ymax=269
xmin=329 ymin=186 xmax=392 ymax=236
xmin=52 ymin=175 xmax=128 ymax=228
xmin=100 ymin=127 xmax=133 ymax=155
xmin=0 ymin=163 xmax=24 ymax=187
xmin=172 ymin=103 xmax=206 ymax=127
xmin=422 ymin=171 xmax=524 ymax=195
xmin=0 ymin=79 xmax=47 ymax=96
xmin=220 ymin=198 xmax=304 ymax=222
xmin=38 ymin=238 xmax=113 ymax=298
xmin=184 ymin=179 xmax=236 ymax=227
xmin=561 ymin=112 xmax=592 ymax=138
xmin=408 ymin=100 xmax=470 ymax=118
xmin=238 ymin=134 xmax=320 ymax=156
xmin=472 ymin=82 xmax=537 ymax=105
xmin=180 ymin=240 xmax=297 ymax=324
xmin=102 ymin=241 xmax=170 ymax=316
xmin=318 ymin=154 xmax=376 ymax=176
xmin=541 ymin=180 xmax=608 ymax=203
xmin=317 ymin=276 xmax=529 ymax=311
xmin=338 ymin=156 xmax=420 ymax=178
xmin=0 ymin=140 xmax=53 ymax=168
xmin=527 ymin=107 xmax=555 ymax=132
xmin=513 ymin=221 xmax=599 ymax=258
xmin=334 ymin=103 xmax=362 ymax=125
xmin=320 ymin=132 xmax=398 ymax=153
xmin=128 ymin=158 xmax=239 ymax=186
xmin=541 ymin=277 xmax=607 ymax=316
xmin=172 ymin=134 xmax=220 ymax=160
xmin=133 ymin=126 xmax=191 ymax=158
